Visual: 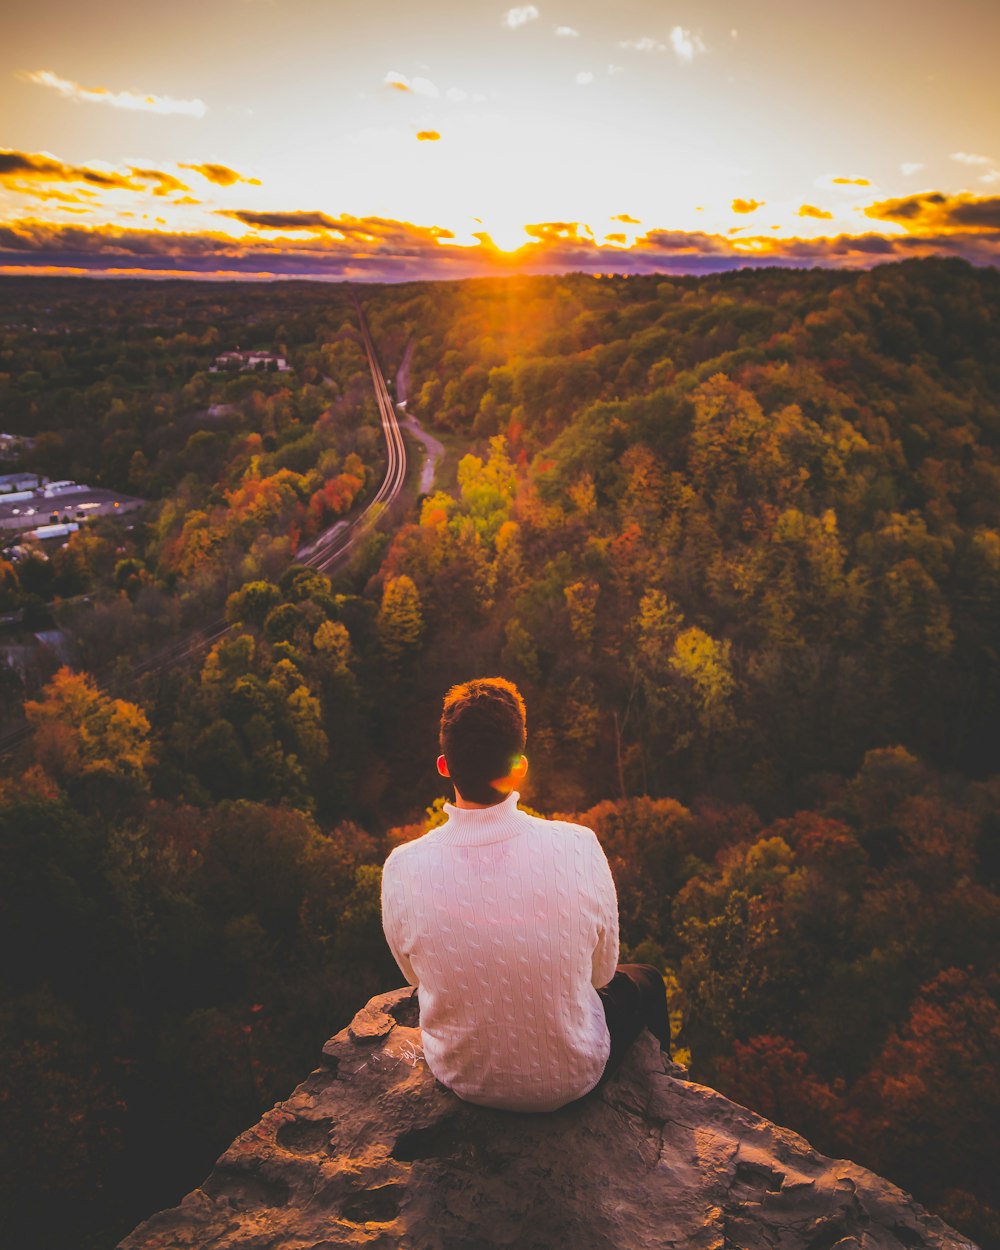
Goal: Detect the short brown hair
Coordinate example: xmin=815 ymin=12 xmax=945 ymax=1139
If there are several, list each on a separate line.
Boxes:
xmin=439 ymin=677 xmax=527 ymax=805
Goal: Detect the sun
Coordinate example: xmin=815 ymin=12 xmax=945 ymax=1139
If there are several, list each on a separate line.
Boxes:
xmin=469 ymin=219 xmax=528 ymax=253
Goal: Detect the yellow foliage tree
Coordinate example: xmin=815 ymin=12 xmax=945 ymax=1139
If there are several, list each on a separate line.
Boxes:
xmin=25 ymin=667 xmax=155 ymax=785
xmin=377 ymin=575 xmax=425 ymax=663
xmin=669 ymin=626 xmax=737 ymax=735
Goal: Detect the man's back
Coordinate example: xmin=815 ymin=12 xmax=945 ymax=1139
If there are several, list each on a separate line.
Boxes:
xmin=381 ymin=790 xmax=619 ymax=1112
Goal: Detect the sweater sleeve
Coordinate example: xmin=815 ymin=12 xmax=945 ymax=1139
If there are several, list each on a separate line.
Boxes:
xmin=589 ymin=834 xmax=620 ymax=989
xmin=380 ymin=853 xmax=419 ymax=987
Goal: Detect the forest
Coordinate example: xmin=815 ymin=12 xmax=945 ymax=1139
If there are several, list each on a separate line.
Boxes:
xmin=1 ymin=258 xmax=998 ymax=1249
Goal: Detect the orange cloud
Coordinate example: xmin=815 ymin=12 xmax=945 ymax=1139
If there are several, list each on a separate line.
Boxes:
xmin=3 ymin=203 xmax=1000 ymax=281
xmin=865 ymin=192 xmax=1000 ymax=232
xmin=612 ymin=213 xmax=641 ymax=224
xmin=16 ymin=186 xmax=88 ymax=205
xmin=732 ymin=198 xmax=764 ymax=214
xmin=130 ymin=168 xmax=190 ymax=197
xmin=0 ymin=150 xmax=199 ymax=199
xmin=220 ymin=209 xmax=455 ymax=245
xmin=524 ymin=221 xmax=593 ymax=242
xmin=0 ymin=149 xmax=143 ymax=192
xmin=832 ymin=176 xmax=870 ymax=186
xmin=416 ymin=130 xmax=441 ymax=142
xmin=798 ymin=204 xmax=834 ymax=219
xmin=179 ymin=162 xmax=260 ymax=187
xmin=222 ymin=210 xmax=341 ymax=231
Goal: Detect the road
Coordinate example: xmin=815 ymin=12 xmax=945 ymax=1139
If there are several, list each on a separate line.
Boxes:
xmin=0 ymin=296 xmax=406 ymax=758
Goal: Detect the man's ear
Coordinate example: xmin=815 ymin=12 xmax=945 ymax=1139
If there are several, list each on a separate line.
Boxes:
xmin=437 ymin=754 xmax=450 ymax=778
xmin=512 ymin=754 xmax=528 ymax=781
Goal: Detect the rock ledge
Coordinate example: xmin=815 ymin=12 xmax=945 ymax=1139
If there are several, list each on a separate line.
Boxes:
xmin=121 ymin=988 xmax=977 ymax=1250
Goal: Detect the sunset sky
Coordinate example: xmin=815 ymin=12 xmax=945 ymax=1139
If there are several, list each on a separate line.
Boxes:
xmin=2 ymin=0 xmax=999 ymax=280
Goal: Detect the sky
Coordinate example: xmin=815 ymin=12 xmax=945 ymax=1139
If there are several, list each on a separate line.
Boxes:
xmin=2 ymin=0 xmax=999 ymax=280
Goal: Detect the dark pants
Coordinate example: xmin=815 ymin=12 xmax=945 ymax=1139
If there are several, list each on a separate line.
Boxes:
xmin=593 ymin=963 xmax=671 ymax=1088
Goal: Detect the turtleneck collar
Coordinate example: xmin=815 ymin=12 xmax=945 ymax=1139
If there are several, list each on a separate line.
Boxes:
xmin=432 ymin=790 xmax=527 ymax=845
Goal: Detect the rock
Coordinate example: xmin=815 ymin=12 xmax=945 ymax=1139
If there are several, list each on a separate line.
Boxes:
xmin=120 ymin=988 xmax=978 ymax=1250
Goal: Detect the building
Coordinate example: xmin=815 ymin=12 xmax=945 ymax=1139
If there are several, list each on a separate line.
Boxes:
xmin=210 ymin=349 xmax=291 ymax=373
xmin=0 ymin=482 xmax=146 ymax=534
xmin=23 ymin=522 xmax=79 ymax=541
xmin=0 ymin=433 xmax=35 ymax=461
xmin=0 ymin=472 xmax=40 ymax=494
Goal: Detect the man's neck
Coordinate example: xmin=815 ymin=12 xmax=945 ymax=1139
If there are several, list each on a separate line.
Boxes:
xmin=452 ymin=788 xmax=509 ymax=810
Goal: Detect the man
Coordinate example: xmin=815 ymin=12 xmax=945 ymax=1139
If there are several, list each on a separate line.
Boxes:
xmin=380 ymin=676 xmax=671 ymax=1113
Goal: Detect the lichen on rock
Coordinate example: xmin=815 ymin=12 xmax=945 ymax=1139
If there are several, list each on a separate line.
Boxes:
xmin=120 ymin=987 xmax=978 ymax=1250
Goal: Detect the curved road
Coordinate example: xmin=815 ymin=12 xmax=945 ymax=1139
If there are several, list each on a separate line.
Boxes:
xmin=0 ymin=297 xmax=406 ymax=758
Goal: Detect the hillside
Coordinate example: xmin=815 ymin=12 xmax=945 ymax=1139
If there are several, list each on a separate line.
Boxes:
xmin=1 ymin=259 xmax=998 ymax=1249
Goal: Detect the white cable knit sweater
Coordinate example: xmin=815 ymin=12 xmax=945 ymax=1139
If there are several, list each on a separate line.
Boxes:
xmin=380 ymin=790 xmax=619 ymax=1112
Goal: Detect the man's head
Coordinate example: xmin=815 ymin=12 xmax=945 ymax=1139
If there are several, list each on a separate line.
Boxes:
xmin=438 ymin=677 xmax=527 ymax=806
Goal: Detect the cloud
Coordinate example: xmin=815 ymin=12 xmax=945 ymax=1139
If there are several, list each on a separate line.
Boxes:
xmin=670 ymin=26 xmax=706 ymax=61
xmin=832 ymin=176 xmax=871 ymax=186
xmin=5 ymin=188 xmax=1000 ymax=281
xmin=732 ymin=198 xmax=764 ymax=214
xmin=949 ymin=152 xmax=1000 ymax=187
xmin=901 ymin=162 xmax=924 ymax=176
xmin=384 ymin=71 xmax=439 ymax=98
xmin=416 ymin=130 xmax=441 ymax=142
xmin=575 ymin=71 xmax=594 ymax=85
xmin=180 ymin=162 xmax=261 ymax=187
xmin=22 ymin=69 xmax=206 ymax=117
xmin=523 ymin=221 xmax=593 ymax=242
xmin=612 ymin=213 xmax=641 ymax=223
xmin=222 ymin=210 xmax=343 ymax=231
xmin=503 ymin=5 xmax=539 ymax=29
xmin=619 ymin=29 xmax=705 ymax=59
xmin=219 ymin=210 xmax=455 ymax=245
xmin=0 ymin=149 xmax=142 ymax=192
xmin=865 ymin=191 xmax=1000 ymax=232
xmin=0 ymin=150 xmax=206 ymax=199
xmin=555 ymin=25 xmax=579 ymax=37
xmin=130 ymin=168 xmax=190 ymax=197
xmin=16 ymin=187 xmax=89 ymax=205
xmin=4 ymin=215 xmax=1000 ymax=281
xmin=620 ymin=36 xmax=665 ymax=52
xmin=798 ymin=204 xmax=833 ymax=220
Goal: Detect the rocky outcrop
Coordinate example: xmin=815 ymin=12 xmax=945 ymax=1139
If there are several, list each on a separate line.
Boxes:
xmin=121 ymin=988 xmax=977 ymax=1250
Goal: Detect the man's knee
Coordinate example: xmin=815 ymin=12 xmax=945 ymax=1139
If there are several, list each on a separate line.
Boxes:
xmin=624 ymin=963 xmax=666 ymax=994
xmin=635 ymin=962 xmax=664 ymax=982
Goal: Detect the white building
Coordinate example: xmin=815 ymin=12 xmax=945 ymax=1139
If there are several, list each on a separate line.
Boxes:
xmin=210 ymin=349 xmax=290 ymax=373
xmin=0 ymin=472 xmax=40 ymax=493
